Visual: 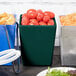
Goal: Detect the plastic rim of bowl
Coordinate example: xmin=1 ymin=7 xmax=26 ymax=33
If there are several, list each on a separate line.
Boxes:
xmin=0 ymin=49 xmax=21 ymax=65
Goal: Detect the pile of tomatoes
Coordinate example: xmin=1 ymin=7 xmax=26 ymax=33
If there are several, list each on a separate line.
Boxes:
xmin=21 ymin=9 xmax=55 ymax=26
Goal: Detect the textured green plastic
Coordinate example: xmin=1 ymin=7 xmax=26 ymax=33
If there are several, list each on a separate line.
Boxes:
xmin=19 ymin=15 xmax=56 ymax=66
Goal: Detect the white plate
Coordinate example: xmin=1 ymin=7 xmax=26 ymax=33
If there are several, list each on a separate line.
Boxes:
xmin=37 ymin=67 xmax=76 ymax=76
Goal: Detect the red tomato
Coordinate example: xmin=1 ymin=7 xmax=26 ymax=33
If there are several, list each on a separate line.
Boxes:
xmin=27 ymin=9 xmax=37 ymax=19
xmin=22 ymin=13 xmax=27 ymax=18
xmin=44 ymin=11 xmax=50 ymax=16
xmin=39 ymin=21 xmax=47 ymax=25
xmin=50 ymin=12 xmax=55 ymax=18
xmin=28 ymin=22 xmax=34 ymax=25
xmin=37 ymin=9 xmax=43 ymax=13
xmin=43 ymin=15 xmax=50 ymax=22
xmin=21 ymin=16 xmax=29 ymax=25
xmin=29 ymin=19 xmax=39 ymax=25
xmin=37 ymin=10 xmax=44 ymax=21
xmin=47 ymin=19 xmax=54 ymax=25
xmin=44 ymin=11 xmax=55 ymax=18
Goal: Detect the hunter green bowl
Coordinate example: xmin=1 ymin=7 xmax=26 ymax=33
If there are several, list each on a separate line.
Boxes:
xmin=19 ymin=15 xmax=56 ymax=66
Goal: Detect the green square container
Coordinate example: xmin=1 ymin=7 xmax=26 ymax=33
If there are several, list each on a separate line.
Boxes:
xmin=19 ymin=15 xmax=56 ymax=66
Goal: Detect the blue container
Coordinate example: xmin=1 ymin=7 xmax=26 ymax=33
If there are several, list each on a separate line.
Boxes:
xmin=0 ymin=24 xmax=16 ymax=65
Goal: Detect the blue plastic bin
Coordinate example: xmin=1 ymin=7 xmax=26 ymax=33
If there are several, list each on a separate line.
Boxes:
xmin=0 ymin=24 xmax=16 ymax=65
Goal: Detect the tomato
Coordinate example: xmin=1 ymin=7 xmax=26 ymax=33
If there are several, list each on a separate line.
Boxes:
xmin=22 ymin=13 xmax=27 ymax=18
xmin=37 ymin=9 xmax=43 ymax=13
xmin=28 ymin=22 xmax=34 ymax=25
xmin=44 ymin=11 xmax=55 ymax=18
xmin=36 ymin=10 xmax=44 ymax=21
xmin=43 ymin=15 xmax=50 ymax=22
xmin=44 ymin=11 xmax=50 ymax=16
xmin=47 ymin=19 xmax=54 ymax=25
xmin=29 ymin=19 xmax=39 ymax=25
xmin=49 ymin=12 xmax=55 ymax=18
xmin=27 ymin=9 xmax=37 ymax=19
xmin=39 ymin=21 xmax=47 ymax=25
xmin=21 ymin=16 xmax=29 ymax=25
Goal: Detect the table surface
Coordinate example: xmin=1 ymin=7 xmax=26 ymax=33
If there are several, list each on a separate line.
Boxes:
xmin=0 ymin=47 xmax=63 ymax=76
xmin=0 ymin=55 xmax=61 ymax=76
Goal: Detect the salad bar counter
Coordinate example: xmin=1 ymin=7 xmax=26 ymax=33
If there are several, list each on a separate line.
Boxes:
xmin=0 ymin=9 xmax=76 ymax=67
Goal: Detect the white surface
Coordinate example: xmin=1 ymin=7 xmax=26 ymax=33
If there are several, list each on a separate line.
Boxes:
xmin=40 ymin=0 xmax=76 ymax=2
xmin=37 ymin=67 xmax=76 ymax=76
xmin=0 ymin=0 xmax=76 ymax=2
xmin=0 ymin=49 xmax=21 ymax=65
